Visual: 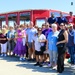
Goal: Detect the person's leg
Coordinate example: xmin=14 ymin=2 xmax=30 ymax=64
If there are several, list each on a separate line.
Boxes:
xmin=43 ymin=54 xmax=49 ymax=62
xmin=57 ymin=47 xmax=65 ymax=73
xmin=4 ymin=42 xmax=7 ymax=56
xmin=11 ymin=40 xmax=15 ymax=55
xmin=71 ymin=46 xmax=75 ymax=64
xmin=1 ymin=44 xmax=4 ymax=56
xmin=34 ymin=51 xmax=40 ymax=66
xmin=34 ymin=55 xmax=39 ymax=66
xmin=32 ymin=43 xmax=36 ymax=60
xmin=28 ymin=42 xmax=32 ymax=60
xmin=7 ymin=41 xmax=11 ymax=55
xmin=48 ymin=50 xmax=53 ymax=67
xmin=53 ymin=51 xmax=57 ymax=67
xmin=26 ymin=44 xmax=28 ymax=58
xmin=39 ymin=55 xmax=43 ymax=67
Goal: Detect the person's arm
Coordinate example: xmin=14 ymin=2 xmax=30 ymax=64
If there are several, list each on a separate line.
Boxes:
xmin=39 ymin=35 xmax=46 ymax=42
xmin=57 ymin=31 xmax=68 ymax=44
xmin=74 ymin=30 xmax=75 ymax=44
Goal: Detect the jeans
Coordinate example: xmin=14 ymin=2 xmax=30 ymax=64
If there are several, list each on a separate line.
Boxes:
xmin=48 ymin=50 xmax=57 ymax=65
xmin=68 ymin=46 xmax=75 ymax=64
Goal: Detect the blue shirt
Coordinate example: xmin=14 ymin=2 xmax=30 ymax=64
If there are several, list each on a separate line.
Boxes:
xmin=47 ymin=31 xmax=59 ymax=51
xmin=57 ymin=17 xmax=68 ymax=25
xmin=48 ymin=17 xmax=57 ymax=24
xmin=26 ymin=28 xmax=37 ymax=42
xmin=67 ymin=29 xmax=74 ymax=46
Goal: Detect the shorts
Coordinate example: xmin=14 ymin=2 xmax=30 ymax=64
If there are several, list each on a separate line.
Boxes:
xmin=35 ymin=50 xmax=43 ymax=55
xmin=28 ymin=42 xmax=32 ymax=48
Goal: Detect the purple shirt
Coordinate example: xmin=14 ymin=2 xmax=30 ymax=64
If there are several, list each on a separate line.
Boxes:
xmin=42 ymin=28 xmax=52 ymax=38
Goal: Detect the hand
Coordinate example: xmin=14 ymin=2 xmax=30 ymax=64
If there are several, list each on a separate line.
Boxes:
xmin=8 ymin=38 xmax=11 ymax=41
xmin=38 ymin=40 xmax=41 ymax=42
xmin=3 ymin=38 xmax=6 ymax=40
xmin=56 ymin=42 xmax=60 ymax=45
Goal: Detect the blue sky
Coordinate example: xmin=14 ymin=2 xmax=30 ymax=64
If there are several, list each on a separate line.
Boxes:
xmin=0 ymin=0 xmax=75 ymax=14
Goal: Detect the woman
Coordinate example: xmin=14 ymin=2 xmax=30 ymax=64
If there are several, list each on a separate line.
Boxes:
xmin=56 ymin=23 xmax=68 ymax=73
xmin=47 ymin=24 xmax=59 ymax=68
xmin=33 ymin=28 xmax=46 ymax=67
xmin=14 ymin=26 xmax=26 ymax=61
xmin=0 ymin=28 xmax=8 ymax=56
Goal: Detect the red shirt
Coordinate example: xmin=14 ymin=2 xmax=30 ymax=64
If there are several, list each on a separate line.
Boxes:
xmin=66 ymin=16 xmax=75 ymax=25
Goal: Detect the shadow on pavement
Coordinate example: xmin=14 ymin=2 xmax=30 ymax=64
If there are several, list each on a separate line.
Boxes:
xmin=0 ymin=56 xmax=75 ymax=75
xmin=16 ymin=63 xmax=75 ymax=75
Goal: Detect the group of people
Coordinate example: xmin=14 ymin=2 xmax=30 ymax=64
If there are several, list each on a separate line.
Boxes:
xmin=0 ymin=11 xmax=75 ymax=73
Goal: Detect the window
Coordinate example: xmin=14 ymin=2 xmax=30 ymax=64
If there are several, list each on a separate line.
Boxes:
xmin=36 ymin=19 xmax=45 ymax=27
xmin=8 ymin=20 xmax=15 ymax=27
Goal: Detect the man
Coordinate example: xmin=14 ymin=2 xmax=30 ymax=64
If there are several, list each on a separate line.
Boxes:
xmin=57 ymin=12 xmax=68 ymax=26
xmin=67 ymin=12 xmax=75 ymax=25
xmin=26 ymin=21 xmax=37 ymax=61
xmin=42 ymin=22 xmax=52 ymax=37
xmin=47 ymin=13 xmax=57 ymax=27
xmin=42 ymin=22 xmax=52 ymax=64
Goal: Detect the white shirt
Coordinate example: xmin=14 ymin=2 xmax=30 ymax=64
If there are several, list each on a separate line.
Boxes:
xmin=33 ymin=34 xmax=46 ymax=51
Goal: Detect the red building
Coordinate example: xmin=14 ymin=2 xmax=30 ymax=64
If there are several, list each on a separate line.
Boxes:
xmin=0 ymin=9 xmax=69 ymax=27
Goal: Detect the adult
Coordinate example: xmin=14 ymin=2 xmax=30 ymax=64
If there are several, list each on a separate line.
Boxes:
xmin=57 ymin=12 xmax=68 ymax=26
xmin=26 ymin=21 xmax=37 ymax=61
xmin=67 ymin=12 xmax=75 ymax=25
xmin=48 ymin=13 xmax=57 ymax=27
xmin=14 ymin=26 xmax=26 ymax=61
xmin=56 ymin=23 xmax=68 ymax=73
xmin=47 ymin=24 xmax=59 ymax=68
xmin=42 ymin=22 xmax=52 ymax=38
xmin=67 ymin=24 xmax=75 ymax=64
xmin=0 ymin=28 xmax=8 ymax=56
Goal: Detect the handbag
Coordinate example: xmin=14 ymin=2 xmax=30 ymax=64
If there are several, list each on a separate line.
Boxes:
xmin=40 ymin=45 xmax=46 ymax=52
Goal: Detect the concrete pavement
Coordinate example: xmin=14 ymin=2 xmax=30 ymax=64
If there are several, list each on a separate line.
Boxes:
xmin=0 ymin=56 xmax=75 ymax=75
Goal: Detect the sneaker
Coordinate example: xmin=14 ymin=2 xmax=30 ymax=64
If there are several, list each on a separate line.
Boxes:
xmin=4 ymin=54 xmax=7 ymax=57
xmin=52 ymin=65 xmax=57 ymax=70
xmin=1 ymin=54 xmax=3 ymax=56
xmin=48 ymin=64 xmax=52 ymax=68
xmin=34 ymin=62 xmax=39 ymax=66
xmin=32 ymin=58 xmax=36 ymax=62
xmin=39 ymin=64 xmax=43 ymax=67
xmin=19 ymin=57 xmax=23 ymax=61
xmin=22 ymin=57 xmax=25 ymax=61
xmin=27 ymin=59 xmax=32 ymax=61
xmin=72 ymin=65 xmax=75 ymax=69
